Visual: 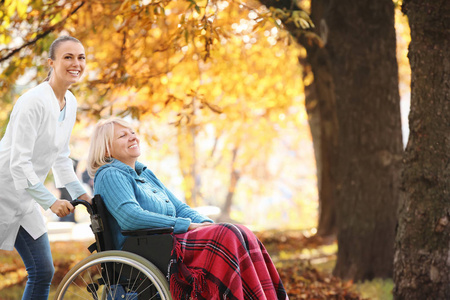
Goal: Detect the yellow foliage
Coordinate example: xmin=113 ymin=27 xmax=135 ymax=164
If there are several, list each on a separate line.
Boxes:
xmin=0 ymin=0 xmax=410 ymax=228
xmin=395 ymin=6 xmax=411 ymax=98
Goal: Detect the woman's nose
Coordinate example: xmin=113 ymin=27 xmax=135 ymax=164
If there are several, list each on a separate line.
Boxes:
xmin=73 ymin=58 xmax=83 ymax=67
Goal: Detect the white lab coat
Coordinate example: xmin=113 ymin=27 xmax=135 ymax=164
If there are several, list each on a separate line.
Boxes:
xmin=0 ymin=82 xmax=79 ymax=250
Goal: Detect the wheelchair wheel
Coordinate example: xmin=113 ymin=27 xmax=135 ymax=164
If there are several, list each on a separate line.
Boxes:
xmin=54 ymin=250 xmax=172 ymax=300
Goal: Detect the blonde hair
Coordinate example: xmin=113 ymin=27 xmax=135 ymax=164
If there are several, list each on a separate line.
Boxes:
xmin=87 ymin=118 xmax=134 ymax=178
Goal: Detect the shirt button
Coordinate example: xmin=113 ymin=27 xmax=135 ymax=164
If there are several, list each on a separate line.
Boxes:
xmin=165 ymin=199 xmax=169 ymax=203
xmin=152 ymin=189 xmax=157 ymax=193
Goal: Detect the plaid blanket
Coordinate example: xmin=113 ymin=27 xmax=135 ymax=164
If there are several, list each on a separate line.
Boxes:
xmin=169 ymin=223 xmax=288 ymax=299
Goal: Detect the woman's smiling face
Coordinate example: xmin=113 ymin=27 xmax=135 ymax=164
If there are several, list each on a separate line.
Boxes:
xmin=110 ymin=124 xmax=141 ymax=168
xmin=48 ymin=40 xmax=86 ymax=86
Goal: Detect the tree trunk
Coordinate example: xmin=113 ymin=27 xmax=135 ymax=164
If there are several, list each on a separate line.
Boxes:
xmin=257 ymin=0 xmax=402 ymax=280
xmin=394 ymin=1 xmax=450 ymax=299
xmin=306 ymin=0 xmax=340 ymax=240
xmin=302 ymin=59 xmax=338 ymax=239
xmin=324 ymin=0 xmax=403 ymax=280
xmin=177 ymin=125 xmax=199 ymax=207
xmin=259 ymin=0 xmax=340 ymax=239
xmin=218 ymin=146 xmax=241 ymax=222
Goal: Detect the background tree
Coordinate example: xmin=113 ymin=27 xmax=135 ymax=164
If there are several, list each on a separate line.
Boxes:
xmin=257 ymin=0 xmax=339 ymax=239
xmin=394 ymin=0 xmax=450 ymax=298
xmin=324 ymin=0 xmax=403 ymax=280
xmin=258 ymin=0 xmax=403 ymax=280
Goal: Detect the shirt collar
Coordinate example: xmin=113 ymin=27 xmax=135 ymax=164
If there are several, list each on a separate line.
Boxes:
xmin=107 ymin=159 xmax=147 ymax=176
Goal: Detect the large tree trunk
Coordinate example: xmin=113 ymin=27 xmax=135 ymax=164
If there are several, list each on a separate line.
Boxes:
xmin=302 ymin=56 xmax=338 ymax=239
xmin=393 ymin=1 xmax=450 ymax=299
xmin=302 ymin=0 xmax=340 ymax=239
xmin=259 ymin=0 xmax=340 ymax=239
xmin=324 ymin=0 xmax=403 ymax=280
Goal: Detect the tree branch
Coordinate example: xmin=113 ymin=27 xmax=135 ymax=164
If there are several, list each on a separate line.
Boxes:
xmin=0 ymin=1 xmax=85 ymax=63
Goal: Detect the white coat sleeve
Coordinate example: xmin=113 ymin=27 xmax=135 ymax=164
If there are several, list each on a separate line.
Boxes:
xmin=9 ymin=97 xmax=42 ymax=189
xmin=25 ymin=181 xmax=57 ymax=210
xmin=52 ymin=141 xmax=78 ymax=188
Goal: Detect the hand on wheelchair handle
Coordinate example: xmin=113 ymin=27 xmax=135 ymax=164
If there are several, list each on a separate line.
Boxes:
xmin=50 ymin=199 xmax=74 ymax=218
xmin=70 ymin=198 xmax=96 ymax=216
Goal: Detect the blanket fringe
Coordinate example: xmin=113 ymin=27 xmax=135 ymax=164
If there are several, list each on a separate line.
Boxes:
xmin=189 ymin=268 xmax=206 ymax=298
xmin=171 ymin=238 xmax=184 ymax=261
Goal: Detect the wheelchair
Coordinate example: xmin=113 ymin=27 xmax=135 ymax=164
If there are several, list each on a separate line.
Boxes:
xmin=54 ymin=195 xmax=174 ymax=300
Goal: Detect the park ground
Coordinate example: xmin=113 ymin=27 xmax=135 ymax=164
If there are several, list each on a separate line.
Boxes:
xmin=0 ymin=226 xmax=393 ymax=300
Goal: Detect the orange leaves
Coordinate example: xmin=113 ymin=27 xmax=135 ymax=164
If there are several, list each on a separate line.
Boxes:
xmin=279 ymin=264 xmax=360 ymax=300
xmin=0 ymin=0 xmax=306 ymax=128
xmin=257 ymin=231 xmax=362 ymax=300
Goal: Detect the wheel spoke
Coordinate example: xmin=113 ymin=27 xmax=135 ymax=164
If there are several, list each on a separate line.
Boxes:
xmin=54 ymin=251 xmax=172 ymax=300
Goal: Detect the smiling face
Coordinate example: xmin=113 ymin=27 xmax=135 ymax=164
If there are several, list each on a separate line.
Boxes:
xmin=48 ymin=40 xmax=86 ymax=87
xmin=109 ymin=124 xmax=141 ymax=168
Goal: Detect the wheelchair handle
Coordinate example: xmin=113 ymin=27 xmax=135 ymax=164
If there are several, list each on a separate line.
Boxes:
xmin=70 ymin=199 xmax=94 ymax=215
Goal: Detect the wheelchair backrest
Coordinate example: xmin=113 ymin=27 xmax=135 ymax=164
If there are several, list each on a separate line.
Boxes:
xmin=91 ymin=194 xmax=117 ymax=252
xmin=88 ymin=195 xmax=174 ymax=276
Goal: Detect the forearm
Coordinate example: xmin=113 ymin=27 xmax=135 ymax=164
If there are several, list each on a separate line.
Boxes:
xmin=25 ymin=181 xmax=57 ymax=210
xmin=65 ymin=180 xmax=87 ymax=200
xmin=111 ymin=201 xmax=191 ymax=233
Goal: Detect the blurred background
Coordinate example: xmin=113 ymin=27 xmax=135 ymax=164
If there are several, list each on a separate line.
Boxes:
xmin=0 ymin=0 xmax=411 ymax=235
xmin=1 ymin=0 xmax=421 ymax=299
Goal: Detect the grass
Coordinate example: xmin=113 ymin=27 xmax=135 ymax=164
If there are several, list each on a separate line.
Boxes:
xmin=312 ymin=254 xmax=394 ymax=300
xmin=355 ymin=279 xmax=394 ymax=300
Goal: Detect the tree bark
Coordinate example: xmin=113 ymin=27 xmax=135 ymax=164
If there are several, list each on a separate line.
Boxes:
xmin=259 ymin=0 xmax=340 ymax=239
xmin=302 ymin=58 xmax=338 ymax=239
xmin=303 ymin=0 xmax=340 ymax=239
xmin=323 ymin=0 xmax=403 ymax=280
xmin=394 ymin=1 xmax=450 ymax=299
xmin=257 ymin=0 xmax=403 ymax=280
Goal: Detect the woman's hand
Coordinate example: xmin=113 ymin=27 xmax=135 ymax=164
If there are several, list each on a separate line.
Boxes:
xmin=188 ymin=222 xmax=214 ymax=231
xmin=50 ymin=199 xmax=74 ymax=218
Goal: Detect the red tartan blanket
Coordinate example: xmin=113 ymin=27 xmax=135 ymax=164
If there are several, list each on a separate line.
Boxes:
xmin=169 ymin=223 xmax=288 ymax=300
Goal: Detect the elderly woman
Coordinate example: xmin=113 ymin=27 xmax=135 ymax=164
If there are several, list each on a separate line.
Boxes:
xmin=87 ymin=117 xmax=288 ymax=300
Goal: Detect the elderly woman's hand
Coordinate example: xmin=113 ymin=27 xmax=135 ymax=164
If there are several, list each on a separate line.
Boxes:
xmin=188 ymin=222 xmax=214 ymax=231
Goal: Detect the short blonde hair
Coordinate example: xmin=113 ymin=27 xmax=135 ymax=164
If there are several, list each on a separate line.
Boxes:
xmin=87 ymin=117 xmax=134 ymax=178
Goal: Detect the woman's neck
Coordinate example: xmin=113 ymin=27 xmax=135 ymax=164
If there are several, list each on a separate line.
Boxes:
xmin=48 ymin=78 xmax=70 ymax=103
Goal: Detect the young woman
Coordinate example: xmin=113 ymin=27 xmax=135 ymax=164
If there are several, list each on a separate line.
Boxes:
xmin=0 ymin=36 xmax=91 ymax=299
xmin=87 ymin=118 xmax=288 ymax=299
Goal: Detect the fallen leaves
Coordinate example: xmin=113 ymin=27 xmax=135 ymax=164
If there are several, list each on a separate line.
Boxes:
xmin=0 ymin=231 xmax=364 ymax=299
xmin=257 ymin=230 xmax=363 ymax=300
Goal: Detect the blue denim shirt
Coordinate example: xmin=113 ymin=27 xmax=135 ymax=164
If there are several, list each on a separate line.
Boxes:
xmin=94 ymin=159 xmax=213 ymax=249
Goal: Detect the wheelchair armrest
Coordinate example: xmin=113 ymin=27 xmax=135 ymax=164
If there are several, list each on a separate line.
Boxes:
xmin=121 ymin=227 xmax=174 ymax=236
